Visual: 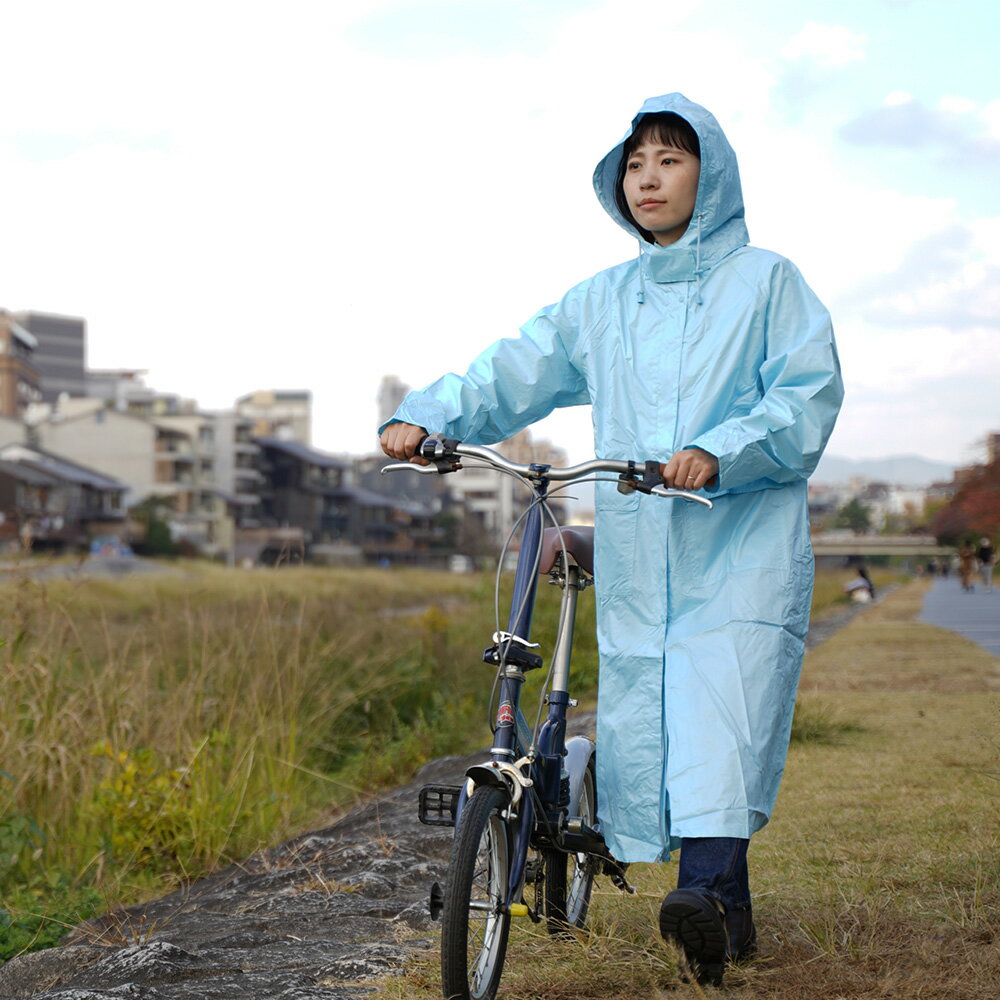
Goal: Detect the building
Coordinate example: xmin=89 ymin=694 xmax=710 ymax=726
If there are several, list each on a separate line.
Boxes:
xmin=88 ymin=369 xmax=196 ymax=419
xmin=0 ymin=442 xmax=126 ymax=552
xmin=440 ymin=429 xmax=571 ymax=552
xmin=212 ymin=410 xmax=263 ymax=526
xmin=12 ymin=311 xmax=87 ymax=402
xmin=35 ymin=398 xmax=157 ymax=506
xmin=256 ymin=437 xmax=349 ymax=540
xmin=236 ymin=390 xmax=311 ymax=444
xmin=151 ymin=412 xmax=228 ymax=552
xmin=377 ymin=375 xmax=410 ymax=428
xmin=35 ymin=398 xmax=229 ymax=555
xmin=0 ymin=312 xmax=42 ymax=418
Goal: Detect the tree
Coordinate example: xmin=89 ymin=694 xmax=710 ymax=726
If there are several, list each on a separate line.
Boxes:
xmin=130 ymin=495 xmax=178 ymax=557
xmin=835 ymin=497 xmax=872 ymax=535
xmin=930 ymin=460 xmax=1000 ymax=545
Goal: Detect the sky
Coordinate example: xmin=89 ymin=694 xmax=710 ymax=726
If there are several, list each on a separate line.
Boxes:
xmin=1 ymin=0 xmax=997 ymax=469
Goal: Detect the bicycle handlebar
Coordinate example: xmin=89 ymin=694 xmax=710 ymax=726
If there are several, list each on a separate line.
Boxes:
xmin=380 ymin=438 xmax=714 ymax=509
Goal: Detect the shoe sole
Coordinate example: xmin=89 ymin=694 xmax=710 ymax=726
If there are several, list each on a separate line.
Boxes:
xmin=659 ymin=893 xmax=727 ymax=987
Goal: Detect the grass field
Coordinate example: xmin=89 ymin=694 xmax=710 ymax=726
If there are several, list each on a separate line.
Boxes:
xmin=378 ymin=580 xmax=1000 ymax=1000
xmin=0 ymin=559 xmax=933 ymax=972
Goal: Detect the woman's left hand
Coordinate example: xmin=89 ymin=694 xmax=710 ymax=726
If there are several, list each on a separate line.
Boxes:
xmin=660 ymin=448 xmax=719 ymax=490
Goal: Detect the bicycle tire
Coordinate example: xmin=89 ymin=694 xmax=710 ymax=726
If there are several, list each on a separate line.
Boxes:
xmin=543 ymin=755 xmax=597 ymax=934
xmin=440 ymin=785 xmax=512 ymax=1000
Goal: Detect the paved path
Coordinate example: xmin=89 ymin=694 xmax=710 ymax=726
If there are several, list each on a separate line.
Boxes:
xmin=919 ymin=576 xmax=1000 ymax=658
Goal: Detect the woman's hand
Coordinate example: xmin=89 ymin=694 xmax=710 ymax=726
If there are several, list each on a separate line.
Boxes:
xmin=380 ymin=422 xmax=430 ymax=465
xmin=660 ymin=447 xmax=719 ymax=490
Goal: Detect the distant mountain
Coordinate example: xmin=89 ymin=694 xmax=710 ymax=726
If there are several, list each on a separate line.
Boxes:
xmin=812 ymin=453 xmax=955 ymax=486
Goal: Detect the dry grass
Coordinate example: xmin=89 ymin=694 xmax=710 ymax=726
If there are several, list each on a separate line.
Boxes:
xmin=378 ymin=579 xmax=1000 ymax=1000
xmin=0 ymin=563 xmax=487 ymax=931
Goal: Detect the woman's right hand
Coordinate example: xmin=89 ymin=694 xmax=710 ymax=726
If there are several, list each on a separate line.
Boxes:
xmin=379 ymin=422 xmax=430 ymax=465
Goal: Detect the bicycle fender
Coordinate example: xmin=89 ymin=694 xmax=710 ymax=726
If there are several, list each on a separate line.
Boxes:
xmin=564 ymin=736 xmax=595 ymax=816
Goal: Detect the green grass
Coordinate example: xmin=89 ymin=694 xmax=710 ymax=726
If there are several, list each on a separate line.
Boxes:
xmin=0 ymin=560 xmax=598 ymax=960
xmin=0 ymin=562 xmax=911 ymax=965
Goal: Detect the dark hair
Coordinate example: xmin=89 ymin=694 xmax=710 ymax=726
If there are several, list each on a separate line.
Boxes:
xmin=614 ymin=112 xmax=701 ymax=241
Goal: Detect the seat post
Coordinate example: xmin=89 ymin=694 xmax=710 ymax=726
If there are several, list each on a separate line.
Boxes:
xmin=549 ymin=564 xmax=582 ymax=693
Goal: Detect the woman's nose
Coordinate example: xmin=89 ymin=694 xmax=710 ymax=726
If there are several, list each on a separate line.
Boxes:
xmin=639 ymin=168 xmax=658 ymax=188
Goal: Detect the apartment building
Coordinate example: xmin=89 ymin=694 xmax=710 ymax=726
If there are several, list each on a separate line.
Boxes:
xmin=12 ymin=311 xmax=87 ymax=402
xmin=35 ymin=398 xmax=157 ymax=505
xmin=0 ymin=312 xmax=43 ymax=418
xmin=236 ymin=389 xmax=311 ymax=444
xmin=212 ymin=410 xmax=263 ymax=525
xmin=441 ymin=429 xmax=570 ymax=551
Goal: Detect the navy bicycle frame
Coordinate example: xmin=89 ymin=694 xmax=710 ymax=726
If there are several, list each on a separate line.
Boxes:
xmin=453 ymin=466 xmax=573 ymax=905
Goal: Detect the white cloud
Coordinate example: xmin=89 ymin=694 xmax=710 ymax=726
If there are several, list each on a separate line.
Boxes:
xmin=781 ymin=22 xmax=867 ymax=67
xmin=0 ymin=0 xmax=996 ymax=470
xmin=938 ymin=95 xmax=979 ymax=115
xmin=980 ymin=99 xmax=1000 ymax=139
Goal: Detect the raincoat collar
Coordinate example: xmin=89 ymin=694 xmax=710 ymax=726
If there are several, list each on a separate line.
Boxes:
xmin=593 ymin=93 xmax=749 ymax=285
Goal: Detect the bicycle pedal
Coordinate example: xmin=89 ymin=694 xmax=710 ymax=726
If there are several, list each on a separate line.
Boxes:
xmin=418 ymin=784 xmax=461 ymax=826
xmin=603 ymin=859 xmax=637 ymax=895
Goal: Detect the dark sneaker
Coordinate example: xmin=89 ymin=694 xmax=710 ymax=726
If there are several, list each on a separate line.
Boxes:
xmin=659 ymin=888 xmax=728 ymax=986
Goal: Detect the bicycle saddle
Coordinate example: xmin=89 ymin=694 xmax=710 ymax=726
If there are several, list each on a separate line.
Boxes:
xmin=538 ymin=526 xmax=594 ymax=576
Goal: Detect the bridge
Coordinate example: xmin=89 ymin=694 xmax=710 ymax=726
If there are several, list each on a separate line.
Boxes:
xmin=811 ymin=533 xmax=952 ymax=558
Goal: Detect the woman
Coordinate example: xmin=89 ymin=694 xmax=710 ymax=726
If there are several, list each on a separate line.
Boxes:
xmin=381 ymin=93 xmax=843 ymax=984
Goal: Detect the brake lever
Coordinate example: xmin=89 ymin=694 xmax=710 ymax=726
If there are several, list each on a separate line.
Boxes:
xmin=650 ymin=486 xmax=714 ymax=509
xmin=380 ymin=462 xmax=447 ymax=476
xmin=381 ymin=436 xmax=463 ymax=476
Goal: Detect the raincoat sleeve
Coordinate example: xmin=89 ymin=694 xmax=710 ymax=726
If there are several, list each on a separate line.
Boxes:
xmin=687 ymin=259 xmax=843 ymax=492
xmin=379 ymin=300 xmax=590 ymax=444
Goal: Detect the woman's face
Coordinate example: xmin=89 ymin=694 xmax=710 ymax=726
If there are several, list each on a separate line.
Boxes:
xmin=621 ymin=140 xmax=700 ymax=246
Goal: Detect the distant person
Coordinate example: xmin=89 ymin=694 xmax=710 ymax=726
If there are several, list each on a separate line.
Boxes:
xmin=977 ymin=537 xmax=996 ymax=593
xmin=958 ymin=541 xmax=977 ymax=592
xmin=843 ymin=566 xmax=875 ymax=603
xmin=380 ymin=93 xmax=843 ymax=985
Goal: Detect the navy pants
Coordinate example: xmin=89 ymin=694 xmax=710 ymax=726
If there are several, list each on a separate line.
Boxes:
xmin=677 ymin=837 xmax=751 ymax=911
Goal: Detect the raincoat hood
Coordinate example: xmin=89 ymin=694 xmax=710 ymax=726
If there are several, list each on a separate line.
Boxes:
xmin=593 ymin=93 xmax=749 ymax=283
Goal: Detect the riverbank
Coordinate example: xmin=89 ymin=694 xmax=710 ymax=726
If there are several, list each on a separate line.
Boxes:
xmin=4 ymin=578 xmax=997 ymax=999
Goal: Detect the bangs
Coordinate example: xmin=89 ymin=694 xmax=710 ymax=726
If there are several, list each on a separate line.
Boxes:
xmin=623 ymin=113 xmax=700 ymax=159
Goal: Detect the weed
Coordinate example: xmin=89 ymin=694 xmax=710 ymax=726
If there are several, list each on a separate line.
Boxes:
xmin=789 ymin=697 xmax=863 ymax=745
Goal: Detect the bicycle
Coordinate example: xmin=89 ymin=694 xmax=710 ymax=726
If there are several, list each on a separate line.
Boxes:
xmin=382 ymin=437 xmax=712 ymax=1000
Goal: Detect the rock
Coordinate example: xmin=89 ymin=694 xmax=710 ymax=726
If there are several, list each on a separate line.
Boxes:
xmin=0 ymin=945 xmax=109 ymax=999
xmin=0 ymin=749 xmax=473 ymax=1000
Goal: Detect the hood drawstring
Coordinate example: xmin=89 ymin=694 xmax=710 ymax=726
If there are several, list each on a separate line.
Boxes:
xmin=694 ymin=212 xmax=705 ymax=306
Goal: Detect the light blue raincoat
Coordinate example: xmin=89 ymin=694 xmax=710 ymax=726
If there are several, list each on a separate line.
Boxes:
xmin=384 ymin=94 xmax=843 ymax=862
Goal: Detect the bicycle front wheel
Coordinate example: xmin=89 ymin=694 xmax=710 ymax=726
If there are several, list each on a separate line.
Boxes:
xmin=440 ymin=785 xmax=512 ymax=1000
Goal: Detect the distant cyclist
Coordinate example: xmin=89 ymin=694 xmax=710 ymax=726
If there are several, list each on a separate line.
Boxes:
xmin=381 ymin=92 xmax=843 ymax=985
